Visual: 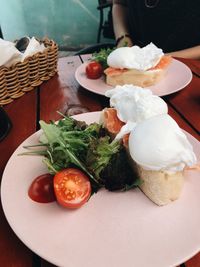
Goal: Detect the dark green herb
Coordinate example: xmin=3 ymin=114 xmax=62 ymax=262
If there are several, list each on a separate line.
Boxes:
xmin=86 ymin=136 xmax=121 ymax=180
xmin=92 ymin=47 xmax=115 ymax=69
xmin=100 ymin=146 xmax=141 ymax=191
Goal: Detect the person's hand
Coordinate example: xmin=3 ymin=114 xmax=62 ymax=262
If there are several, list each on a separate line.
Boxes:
xmin=117 ymin=36 xmax=133 ymax=47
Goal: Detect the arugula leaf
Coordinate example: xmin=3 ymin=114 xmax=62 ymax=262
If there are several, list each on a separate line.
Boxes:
xmin=92 ymin=47 xmax=115 ymax=69
xmin=86 ymin=137 xmax=121 ymax=179
xmin=39 ymin=121 xmax=64 ymax=146
xmin=57 ymin=116 xmax=87 ymax=132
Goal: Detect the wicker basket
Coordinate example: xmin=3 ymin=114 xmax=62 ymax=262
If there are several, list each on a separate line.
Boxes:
xmin=0 ymin=38 xmax=58 ymax=105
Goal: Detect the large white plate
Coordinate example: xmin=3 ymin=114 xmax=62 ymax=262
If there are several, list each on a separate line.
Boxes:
xmin=75 ymin=59 xmax=192 ymax=97
xmin=1 ymin=111 xmax=200 ymax=267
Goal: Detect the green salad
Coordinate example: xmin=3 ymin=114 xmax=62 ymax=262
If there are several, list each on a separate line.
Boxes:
xmin=23 ymin=114 xmax=140 ymax=194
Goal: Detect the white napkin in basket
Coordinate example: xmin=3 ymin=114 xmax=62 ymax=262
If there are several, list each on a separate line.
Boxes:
xmin=0 ymin=38 xmax=22 ymax=68
xmin=21 ymin=37 xmax=46 ymax=61
xmin=0 ymin=37 xmax=46 ymax=68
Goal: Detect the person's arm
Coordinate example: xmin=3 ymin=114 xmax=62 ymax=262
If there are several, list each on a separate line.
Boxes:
xmin=112 ymin=0 xmax=133 ymax=47
xmin=167 ymin=45 xmax=200 ymax=60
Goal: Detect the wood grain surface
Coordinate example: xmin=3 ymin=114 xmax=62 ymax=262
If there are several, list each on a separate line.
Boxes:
xmin=0 ymin=90 xmax=37 ymax=267
xmin=165 ymin=58 xmax=200 ymax=135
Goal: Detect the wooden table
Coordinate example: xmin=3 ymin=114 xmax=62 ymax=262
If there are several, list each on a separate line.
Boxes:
xmin=0 ymin=55 xmax=200 ymax=267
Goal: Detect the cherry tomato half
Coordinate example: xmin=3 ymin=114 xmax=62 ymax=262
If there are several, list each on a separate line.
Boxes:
xmin=86 ymin=61 xmax=103 ymax=79
xmin=54 ymin=168 xmax=91 ymax=209
xmin=28 ymin=173 xmax=56 ymax=203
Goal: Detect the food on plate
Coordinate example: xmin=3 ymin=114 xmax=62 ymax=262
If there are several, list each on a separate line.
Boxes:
xmin=104 ymin=43 xmax=172 ymax=87
xmin=102 ymin=107 xmax=125 ymax=138
xmin=128 ymin=115 xmax=197 ymax=206
xmin=103 ymin=111 xmax=197 ymax=205
xmin=86 ymin=61 xmax=103 ymax=79
xmin=102 ymin=85 xmax=197 ymax=205
xmin=22 ymin=114 xmax=140 ymax=208
xmin=54 ymin=168 xmax=91 ymax=209
xmin=103 ymin=84 xmax=168 ymax=140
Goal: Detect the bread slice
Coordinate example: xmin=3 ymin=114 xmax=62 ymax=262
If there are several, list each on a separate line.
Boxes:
xmin=136 ymin=164 xmax=184 ymax=206
xmin=125 ymin=149 xmax=184 ymax=206
xmin=105 ymin=68 xmax=165 ymax=88
xmin=104 ymin=55 xmax=172 ymax=88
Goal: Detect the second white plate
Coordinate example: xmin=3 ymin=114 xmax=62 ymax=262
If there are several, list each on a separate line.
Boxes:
xmin=75 ymin=59 xmax=192 ymax=96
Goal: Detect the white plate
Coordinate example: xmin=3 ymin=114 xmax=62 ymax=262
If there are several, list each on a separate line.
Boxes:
xmin=75 ymin=59 xmax=192 ymax=96
xmin=1 ymin=111 xmax=200 ymax=267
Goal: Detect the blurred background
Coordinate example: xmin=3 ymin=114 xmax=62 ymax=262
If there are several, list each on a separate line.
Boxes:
xmin=0 ymin=0 xmax=114 ymax=53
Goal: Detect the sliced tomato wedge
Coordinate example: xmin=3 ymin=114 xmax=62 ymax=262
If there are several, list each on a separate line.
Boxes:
xmin=54 ymin=168 xmax=91 ymax=209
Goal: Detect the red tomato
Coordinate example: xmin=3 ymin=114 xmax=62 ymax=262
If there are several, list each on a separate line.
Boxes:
xmin=28 ymin=173 xmax=56 ymax=203
xmin=86 ymin=61 xmax=103 ymax=79
xmin=54 ymin=168 xmax=91 ymax=209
